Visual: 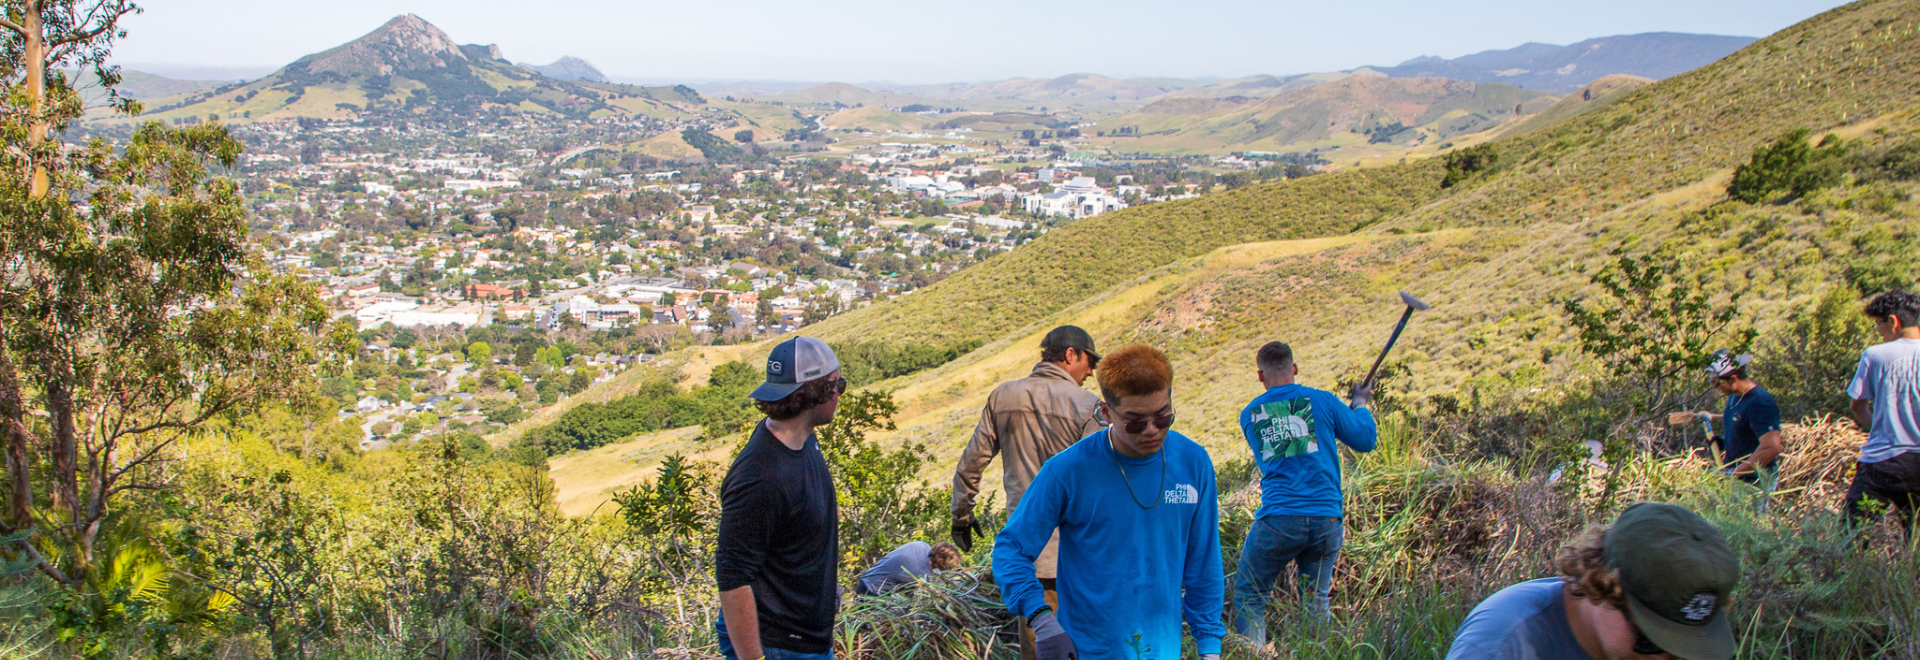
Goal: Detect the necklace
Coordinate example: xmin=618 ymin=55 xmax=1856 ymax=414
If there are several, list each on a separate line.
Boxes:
xmin=1110 ymin=432 xmax=1166 ymax=510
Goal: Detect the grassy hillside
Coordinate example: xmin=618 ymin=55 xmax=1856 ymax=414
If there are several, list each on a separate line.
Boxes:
xmin=541 ymin=0 xmax=1920 ymax=517
xmin=804 ymin=161 xmax=1446 ymax=348
xmin=1091 ymin=76 xmax=1553 ymax=154
xmin=775 ymin=82 xmax=934 ymax=108
xmin=1388 ymin=0 xmax=1919 ymax=230
xmin=1483 ymin=74 xmax=1651 ymax=140
xmin=820 ymin=106 xmax=938 ymax=132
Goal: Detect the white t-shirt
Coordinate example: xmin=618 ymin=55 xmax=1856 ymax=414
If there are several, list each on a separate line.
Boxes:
xmin=1848 ymin=338 xmax=1920 ymax=463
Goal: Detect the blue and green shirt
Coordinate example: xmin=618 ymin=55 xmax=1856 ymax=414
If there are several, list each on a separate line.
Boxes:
xmin=1240 ymin=384 xmax=1377 ymax=519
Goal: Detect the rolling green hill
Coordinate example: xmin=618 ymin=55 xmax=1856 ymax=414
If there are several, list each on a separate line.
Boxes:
xmin=1090 ymin=76 xmax=1554 ymax=154
xmin=774 ymin=82 xmax=938 ymax=109
xmin=546 ymin=0 xmax=1920 ymax=513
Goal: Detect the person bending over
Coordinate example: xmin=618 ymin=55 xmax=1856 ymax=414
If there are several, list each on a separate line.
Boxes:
xmin=1448 ymin=502 xmax=1741 ymax=660
xmin=853 ymin=541 xmax=962 ymax=596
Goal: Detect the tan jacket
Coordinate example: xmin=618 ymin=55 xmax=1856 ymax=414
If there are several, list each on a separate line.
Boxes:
xmin=952 ymin=362 xmax=1104 ymax=578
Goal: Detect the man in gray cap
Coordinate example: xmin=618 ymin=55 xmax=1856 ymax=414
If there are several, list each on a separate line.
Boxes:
xmin=715 ymin=337 xmax=846 ymax=660
xmin=951 ymin=325 xmax=1103 ymax=660
xmin=1447 ymin=502 xmax=1741 ymax=660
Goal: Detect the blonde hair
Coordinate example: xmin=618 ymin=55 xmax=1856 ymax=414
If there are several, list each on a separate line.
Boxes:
xmin=1555 ymin=525 xmax=1626 ymax=610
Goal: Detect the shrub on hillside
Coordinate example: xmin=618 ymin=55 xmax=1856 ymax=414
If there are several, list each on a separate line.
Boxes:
xmin=1440 ymin=144 xmax=1498 ymax=188
xmin=816 ymin=391 xmax=948 ymax=571
xmin=1729 ymin=128 xmax=1816 ymax=203
xmin=1755 ymin=288 xmax=1878 ymax=420
xmin=1561 ymin=248 xmax=1756 ymax=427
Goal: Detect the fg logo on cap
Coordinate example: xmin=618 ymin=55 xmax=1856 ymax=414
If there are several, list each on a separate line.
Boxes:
xmin=769 ymin=361 xmax=783 ymax=374
xmin=1681 ymin=592 xmax=1717 ymax=623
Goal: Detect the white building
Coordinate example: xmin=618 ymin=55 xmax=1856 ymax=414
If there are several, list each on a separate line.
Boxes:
xmin=1021 ymin=177 xmax=1127 ymax=219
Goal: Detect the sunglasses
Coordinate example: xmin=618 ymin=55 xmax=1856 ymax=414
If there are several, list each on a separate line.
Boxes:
xmin=1112 ymin=411 xmax=1175 ymax=434
xmin=830 ymin=377 xmax=849 ymax=395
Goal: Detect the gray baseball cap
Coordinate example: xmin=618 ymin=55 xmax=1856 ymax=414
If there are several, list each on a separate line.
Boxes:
xmin=750 ymin=336 xmax=841 ymax=401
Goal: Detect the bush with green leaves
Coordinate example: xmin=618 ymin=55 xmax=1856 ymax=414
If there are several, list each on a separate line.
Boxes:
xmin=1562 ymin=248 xmax=1756 ymax=428
xmin=1440 ymin=144 xmax=1499 ymax=188
xmin=1754 ymin=287 xmax=1878 ymax=420
xmin=816 ymin=390 xmax=947 ymax=571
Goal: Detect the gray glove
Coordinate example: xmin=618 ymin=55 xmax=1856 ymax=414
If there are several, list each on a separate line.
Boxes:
xmin=1031 ymin=610 xmax=1076 ymax=660
xmin=1201 ymin=655 xmax=1220 ymax=660
xmin=1350 ymin=381 xmax=1374 ymax=408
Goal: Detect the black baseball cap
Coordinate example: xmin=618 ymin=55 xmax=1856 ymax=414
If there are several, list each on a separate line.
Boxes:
xmin=1041 ymin=325 xmax=1099 ymax=360
xmin=1605 ymin=503 xmax=1740 ymax=660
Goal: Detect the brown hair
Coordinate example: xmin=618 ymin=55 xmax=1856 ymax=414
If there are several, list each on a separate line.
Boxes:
xmin=753 ymin=376 xmax=837 ymax=421
xmin=1556 ymin=525 xmax=1626 ymax=610
xmin=1256 ymin=341 xmax=1294 ymax=374
xmin=1097 ymin=344 xmax=1172 ymax=404
xmin=929 ymin=541 xmax=962 ymax=570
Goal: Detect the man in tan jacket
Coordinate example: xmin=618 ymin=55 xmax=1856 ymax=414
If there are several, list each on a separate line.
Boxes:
xmin=951 ymin=325 xmax=1103 ymax=660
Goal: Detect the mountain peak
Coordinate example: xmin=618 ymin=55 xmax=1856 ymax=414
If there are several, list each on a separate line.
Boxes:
xmin=520 ymin=56 xmax=607 ymax=83
xmin=289 ymin=14 xmax=467 ymax=78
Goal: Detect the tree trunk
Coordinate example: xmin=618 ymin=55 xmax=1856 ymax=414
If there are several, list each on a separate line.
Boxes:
xmin=46 ymin=380 xmax=77 ymax=524
xmin=24 ymin=2 xmax=50 ymax=197
xmin=0 ymin=335 xmax=32 ymax=529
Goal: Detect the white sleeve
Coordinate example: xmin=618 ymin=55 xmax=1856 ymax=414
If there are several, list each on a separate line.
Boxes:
xmin=1847 ymin=353 xmax=1872 ymax=401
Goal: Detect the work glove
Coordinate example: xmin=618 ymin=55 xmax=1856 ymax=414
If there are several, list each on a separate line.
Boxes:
xmin=1696 ymin=411 xmax=1713 ymax=422
xmin=951 ymin=516 xmax=983 ymax=552
xmin=1201 ymin=655 xmax=1220 ymax=660
xmin=1349 ymin=381 xmax=1374 ymax=408
xmin=1030 ymin=610 xmax=1077 ymax=660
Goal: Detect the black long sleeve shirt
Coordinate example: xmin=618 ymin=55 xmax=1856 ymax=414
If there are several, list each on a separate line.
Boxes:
xmin=715 ymin=420 xmax=839 ymax=654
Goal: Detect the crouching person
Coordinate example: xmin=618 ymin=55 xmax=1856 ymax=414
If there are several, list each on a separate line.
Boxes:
xmin=853 ymin=541 xmax=963 ymax=596
xmin=1448 ymin=503 xmax=1741 ymax=660
xmin=715 ymin=337 xmax=847 ymax=660
xmin=991 ymin=345 xmax=1227 ymax=660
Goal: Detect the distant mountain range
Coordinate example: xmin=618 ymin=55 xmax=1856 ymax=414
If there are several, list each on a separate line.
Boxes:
xmin=520 ymin=56 xmax=607 ymax=83
xmin=1369 ymin=32 xmax=1756 ymax=92
xmin=758 ymin=32 xmax=1750 ymax=114
xmin=98 ymin=14 xmax=704 ymax=125
xmin=100 ymin=18 xmax=1754 ymax=151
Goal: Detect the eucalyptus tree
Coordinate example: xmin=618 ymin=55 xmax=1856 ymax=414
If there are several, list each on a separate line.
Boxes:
xmin=0 ymin=0 xmax=353 ymax=594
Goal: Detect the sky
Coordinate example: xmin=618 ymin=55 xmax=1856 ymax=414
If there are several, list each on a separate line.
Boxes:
xmin=112 ymin=0 xmax=1855 ymax=84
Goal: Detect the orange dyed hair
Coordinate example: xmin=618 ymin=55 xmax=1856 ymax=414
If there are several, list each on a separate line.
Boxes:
xmin=1096 ymin=344 xmax=1173 ymax=404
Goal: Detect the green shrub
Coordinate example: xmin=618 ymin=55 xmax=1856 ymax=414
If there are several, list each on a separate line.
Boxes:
xmin=1755 ymin=287 xmax=1877 ymax=420
xmin=1441 ymin=144 xmax=1499 ymax=188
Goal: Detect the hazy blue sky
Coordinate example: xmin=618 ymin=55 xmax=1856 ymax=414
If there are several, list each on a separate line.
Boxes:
xmin=113 ymin=0 xmax=1853 ymax=83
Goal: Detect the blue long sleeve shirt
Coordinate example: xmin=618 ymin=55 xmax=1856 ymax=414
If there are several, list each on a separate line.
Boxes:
xmin=991 ymin=429 xmax=1226 ymax=659
xmin=1241 ymin=384 xmax=1377 ymax=519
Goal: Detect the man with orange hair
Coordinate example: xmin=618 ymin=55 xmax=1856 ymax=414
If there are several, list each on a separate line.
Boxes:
xmin=992 ymin=345 xmax=1226 ymax=660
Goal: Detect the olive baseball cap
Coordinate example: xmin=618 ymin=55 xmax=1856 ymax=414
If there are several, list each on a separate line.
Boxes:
xmin=1041 ymin=325 xmax=1099 ymax=360
xmin=1604 ymin=502 xmax=1740 ymax=660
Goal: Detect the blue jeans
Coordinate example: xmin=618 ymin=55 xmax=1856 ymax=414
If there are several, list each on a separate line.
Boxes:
xmin=1232 ymin=515 xmax=1343 ymax=645
xmin=715 ymin=612 xmax=834 ymax=660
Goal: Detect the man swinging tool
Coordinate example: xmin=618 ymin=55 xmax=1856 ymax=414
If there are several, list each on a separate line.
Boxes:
xmin=1683 ymin=350 xmax=1783 ymax=485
